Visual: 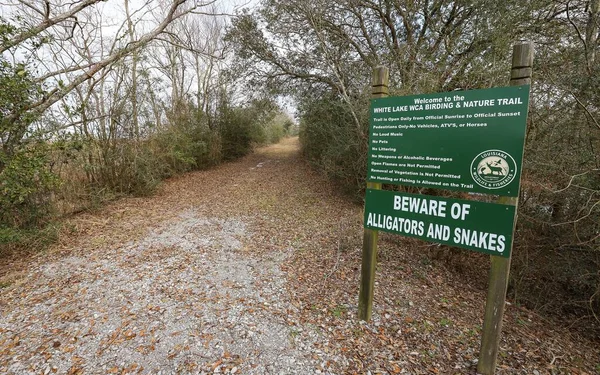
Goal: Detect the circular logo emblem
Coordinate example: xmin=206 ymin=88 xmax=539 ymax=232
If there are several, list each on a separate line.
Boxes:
xmin=470 ymin=150 xmax=517 ymax=189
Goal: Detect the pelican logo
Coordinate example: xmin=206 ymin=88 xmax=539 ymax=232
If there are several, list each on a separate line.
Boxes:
xmin=470 ymin=150 xmax=517 ymax=189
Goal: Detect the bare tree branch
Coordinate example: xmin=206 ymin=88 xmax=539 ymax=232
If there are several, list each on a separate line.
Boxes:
xmin=1 ymin=0 xmax=108 ymax=53
xmin=7 ymin=0 xmax=199 ymax=121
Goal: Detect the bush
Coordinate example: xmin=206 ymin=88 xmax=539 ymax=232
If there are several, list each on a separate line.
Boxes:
xmin=64 ymin=104 xmax=224 ymax=200
xmin=219 ymin=107 xmax=260 ymax=160
xmin=152 ymin=107 xmax=222 ymax=177
xmin=0 ymin=143 xmax=58 ymax=228
xmin=299 ymin=95 xmax=369 ymax=199
xmin=265 ymin=122 xmax=285 ymax=143
xmin=0 ymin=60 xmax=58 ymax=229
xmin=217 ymin=98 xmax=285 ymax=160
xmin=0 ymin=223 xmax=60 ymax=257
xmin=263 ymin=113 xmax=290 ymax=144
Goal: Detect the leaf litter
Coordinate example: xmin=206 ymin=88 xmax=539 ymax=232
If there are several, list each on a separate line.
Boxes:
xmin=1 ymin=138 xmax=599 ymax=374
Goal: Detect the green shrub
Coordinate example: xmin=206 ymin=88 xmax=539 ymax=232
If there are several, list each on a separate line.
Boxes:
xmin=264 ymin=117 xmax=287 ymax=144
xmin=217 ymin=98 xmax=290 ymax=158
xmin=0 ymin=60 xmax=58 ymax=229
xmin=0 ymin=143 xmax=59 ymax=228
xmin=151 ymin=117 xmax=222 ymax=176
xmin=219 ymin=106 xmax=263 ymax=160
xmin=284 ymin=119 xmax=298 ymax=136
xmin=0 ymin=222 xmax=60 ymax=256
xmin=299 ymin=95 xmax=369 ymax=199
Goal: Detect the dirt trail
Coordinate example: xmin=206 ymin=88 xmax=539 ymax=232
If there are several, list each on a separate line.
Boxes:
xmin=0 ymin=138 xmax=354 ymax=375
xmin=1 ymin=138 xmax=599 ymax=374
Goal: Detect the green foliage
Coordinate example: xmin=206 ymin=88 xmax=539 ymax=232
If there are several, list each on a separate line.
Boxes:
xmin=218 ymin=98 xmax=282 ymax=160
xmin=0 ymin=20 xmax=61 ymax=252
xmin=330 ymin=305 xmax=347 ymax=318
xmin=0 ymin=55 xmax=58 ymax=231
xmin=299 ymin=95 xmax=369 ymax=199
xmin=0 ymin=143 xmax=58 ymax=228
xmin=0 ymin=62 xmax=40 ymax=151
xmin=153 ymin=104 xmax=221 ymax=177
xmin=51 ymin=98 xmax=285 ymax=214
xmin=0 ymin=17 xmax=17 ymax=47
xmin=219 ymin=106 xmax=260 ymax=160
xmin=0 ymin=222 xmax=60 ymax=255
xmin=265 ymin=113 xmax=293 ymax=143
xmin=264 ymin=121 xmax=286 ymax=144
xmin=72 ymin=104 xmax=223 ymax=198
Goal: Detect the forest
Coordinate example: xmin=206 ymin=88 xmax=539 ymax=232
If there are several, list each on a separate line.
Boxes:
xmin=1 ymin=0 xmax=599 ymax=338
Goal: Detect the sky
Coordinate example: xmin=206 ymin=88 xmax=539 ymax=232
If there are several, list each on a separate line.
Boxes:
xmin=0 ymin=0 xmax=301 ymax=122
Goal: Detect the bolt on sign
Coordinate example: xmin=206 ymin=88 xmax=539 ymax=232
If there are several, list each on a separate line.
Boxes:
xmin=364 ymin=85 xmax=531 ymax=257
xmin=367 ymin=85 xmax=530 ymax=197
xmin=364 ymin=189 xmax=515 ymax=257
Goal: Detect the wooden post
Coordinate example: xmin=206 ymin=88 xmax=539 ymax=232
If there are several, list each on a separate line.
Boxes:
xmin=358 ymin=66 xmax=389 ymax=321
xmin=478 ymin=42 xmax=534 ymax=374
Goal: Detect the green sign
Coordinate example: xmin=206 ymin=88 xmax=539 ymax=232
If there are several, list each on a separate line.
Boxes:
xmin=364 ymin=189 xmax=515 ymax=257
xmin=368 ymin=85 xmax=530 ymax=197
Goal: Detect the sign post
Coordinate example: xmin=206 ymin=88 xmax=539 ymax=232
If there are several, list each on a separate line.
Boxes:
xmin=477 ymin=41 xmax=534 ymax=375
xmin=358 ymin=42 xmax=534 ymax=374
xmin=358 ymin=66 xmax=389 ymax=321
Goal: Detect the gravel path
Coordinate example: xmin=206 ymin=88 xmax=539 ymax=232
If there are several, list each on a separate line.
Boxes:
xmin=1 ymin=212 xmax=320 ymax=374
xmin=0 ymin=139 xmax=340 ymax=374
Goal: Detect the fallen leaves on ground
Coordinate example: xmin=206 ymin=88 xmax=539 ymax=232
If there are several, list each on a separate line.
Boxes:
xmin=0 ymin=138 xmax=598 ymax=374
